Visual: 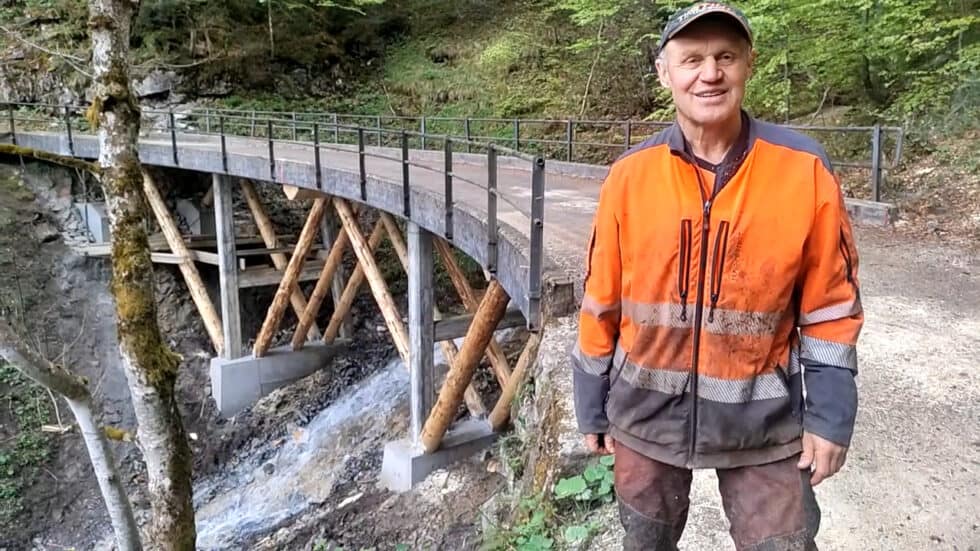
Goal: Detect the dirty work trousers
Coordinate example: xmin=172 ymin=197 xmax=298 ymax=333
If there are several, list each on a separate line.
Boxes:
xmin=614 ymin=441 xmax=820 ymax=551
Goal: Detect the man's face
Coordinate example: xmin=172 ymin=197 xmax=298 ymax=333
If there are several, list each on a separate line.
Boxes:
xmin=656 ymin=20 xmax=754 ymax=129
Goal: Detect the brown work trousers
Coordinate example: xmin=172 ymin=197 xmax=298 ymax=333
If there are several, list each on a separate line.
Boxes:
xmin=614 ymin=441 xmax=820 ymax=551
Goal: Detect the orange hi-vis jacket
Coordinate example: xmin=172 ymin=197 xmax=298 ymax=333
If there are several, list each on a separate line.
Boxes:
xmin=571 ymin=112 xmax=864 ymax=469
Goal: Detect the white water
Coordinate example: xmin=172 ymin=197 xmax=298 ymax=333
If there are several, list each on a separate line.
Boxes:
xmin=193 ymin=358 xmax=410 ymax=550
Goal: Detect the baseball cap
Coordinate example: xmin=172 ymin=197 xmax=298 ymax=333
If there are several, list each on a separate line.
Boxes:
xmin=656 ymin=2 xmax=753 ymax=55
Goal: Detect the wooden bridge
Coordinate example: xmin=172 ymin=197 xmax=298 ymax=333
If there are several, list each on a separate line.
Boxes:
xmin=0 ymin=103 xmax=898 ymax=490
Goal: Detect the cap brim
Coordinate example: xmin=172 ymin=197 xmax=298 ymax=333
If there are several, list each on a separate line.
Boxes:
xmin=659 ymin=8 xmax=752 ymax=53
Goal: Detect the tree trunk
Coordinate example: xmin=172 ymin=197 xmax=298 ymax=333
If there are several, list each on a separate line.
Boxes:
xmin=88 ymin=1 xmax=196 ymax=549
xmin=0 ymin=319 xmax=141 ymax=550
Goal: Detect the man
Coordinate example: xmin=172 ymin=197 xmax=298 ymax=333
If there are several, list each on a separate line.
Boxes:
xmin=570 ymin=2 xmax=863 ymax=550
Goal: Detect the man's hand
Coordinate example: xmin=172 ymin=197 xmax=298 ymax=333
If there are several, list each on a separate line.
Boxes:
xmin=797 ymin=431 xmax=847 ymax=486
xmin=585 ymin=434 xmax=616 ymax=455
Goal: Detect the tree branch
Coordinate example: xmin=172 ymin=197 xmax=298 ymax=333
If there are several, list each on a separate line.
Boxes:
xmin=0 ymin=24 xmax=94 ymax=78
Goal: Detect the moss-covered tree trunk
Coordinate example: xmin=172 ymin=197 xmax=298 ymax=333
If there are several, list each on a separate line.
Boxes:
xmin=87 ymin=1 xmax=196 ymax=549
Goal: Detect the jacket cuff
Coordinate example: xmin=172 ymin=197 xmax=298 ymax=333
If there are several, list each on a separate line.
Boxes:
xmin=573 ymin=368 xmax=609 ymax=434
xmin=802 ymin=361 xmax=858 ymax=447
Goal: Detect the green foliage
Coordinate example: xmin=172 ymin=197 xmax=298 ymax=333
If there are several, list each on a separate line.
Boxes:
xmin=0 ymin=361 xmax=53 ymax=528
xmin=482 ymin=455 xmax=614 ymax=550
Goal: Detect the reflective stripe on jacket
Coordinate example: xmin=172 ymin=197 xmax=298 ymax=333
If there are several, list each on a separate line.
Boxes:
xmin=571 ymin=113 xmax=863 ymax=469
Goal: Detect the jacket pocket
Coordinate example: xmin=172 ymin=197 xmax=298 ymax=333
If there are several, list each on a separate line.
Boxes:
xmin=677 ymin=219 xmax=693 ymax=322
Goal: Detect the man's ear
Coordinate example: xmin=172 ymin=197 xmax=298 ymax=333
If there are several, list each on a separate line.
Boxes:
xmin=747 ymin=47 xmax=758 ymax=78
xmin=655 ymin=55 xmax=670 ymax=88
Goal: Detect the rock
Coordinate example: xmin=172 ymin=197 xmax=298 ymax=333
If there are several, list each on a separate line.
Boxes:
xmin=133 ymin=70 xmax=177 ymax=99
xmin=34 ymin=221 xmax=60 ymax=243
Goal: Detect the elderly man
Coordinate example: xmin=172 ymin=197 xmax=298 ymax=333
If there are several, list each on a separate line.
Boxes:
xmin=570 ymin=2 xmax=864 ymax=550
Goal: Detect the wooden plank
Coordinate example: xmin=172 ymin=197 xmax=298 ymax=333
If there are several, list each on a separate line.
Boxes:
xmin=420 ymin=280 xmax=510 ymax=453
xmin=433 ymin=308 xmax=526 ymax=342
xmin=434 ymin=237 xmax=513 ymax=386
xmin=321 ymin=219 xmax=386 ymax=343
xmin=142 ymin=170 xmax=224 ymax=356
xmin=333 ymin=198 xmax=410 ymax=363
xmin=489 ymin=331 xmax=543 ymax=431
xmin=253 ymin=197 xmax=328 ymax=357
xmin=238 ymin=262 xmax=325 ymax=288
xmin=214 ymin=174 xmax=242 ymax=359
xmin=241 ymin=180 xmax=320 ymax=341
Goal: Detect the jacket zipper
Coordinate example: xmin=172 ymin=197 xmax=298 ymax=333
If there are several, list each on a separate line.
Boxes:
xmin=688 ymin=164 xmax=716 ymax=461
xmin=708 ymin=220 xmax=731 ymax=323
xmin=677 ymin=220 xmax=693 ymax=322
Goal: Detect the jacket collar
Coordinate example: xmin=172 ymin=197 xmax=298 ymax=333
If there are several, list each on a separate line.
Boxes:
xmin=666 ymin=110 xmax=754 ymax=171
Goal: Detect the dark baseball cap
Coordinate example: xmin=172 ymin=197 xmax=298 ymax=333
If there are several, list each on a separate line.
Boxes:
xmin=656 ymin=2 xmax=753 ymax=55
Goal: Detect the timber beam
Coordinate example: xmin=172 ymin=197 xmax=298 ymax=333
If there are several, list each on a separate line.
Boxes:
xmin=433 ymin=308 xmax=526 ymax=342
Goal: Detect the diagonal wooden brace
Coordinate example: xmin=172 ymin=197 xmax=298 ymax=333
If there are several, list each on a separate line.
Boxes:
xmin=378 ymin=213 xmax=487 ymax=418
xmin=321 ymin=218 xmax=386 ymax=344
xmin=253 ymin=196 xmax=328 ymax=357
xmin=240 ymin=180 xmax=321 ymax=341
xmin=433 ymin=236 xmax=513 ymax=387
xmin=333 ymin=199 xmax=410 ymax=363
xmin=142 ymin=170 xmax=225 ymax=356
xmin=420 ymin=280 xmax=510 ymax=452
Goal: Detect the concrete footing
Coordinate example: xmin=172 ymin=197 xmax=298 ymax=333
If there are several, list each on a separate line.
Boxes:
xmin=210 ymin=341 xmax=347 ymax=417
xmin=379 ymin=418 xmax=498 ymax=492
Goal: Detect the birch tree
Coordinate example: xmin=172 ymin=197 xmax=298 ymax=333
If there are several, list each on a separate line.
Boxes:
xmin=87 ymin=0 xmax=196 ymax=548
xmin=0 ymin=318 xmax=141 ymax=551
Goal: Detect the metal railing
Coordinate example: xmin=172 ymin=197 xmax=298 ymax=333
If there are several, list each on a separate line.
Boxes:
xmin=1 ymin=102 xmax=547 ymax=330
xmin=185 ymin=107 xmax=903 ymax=202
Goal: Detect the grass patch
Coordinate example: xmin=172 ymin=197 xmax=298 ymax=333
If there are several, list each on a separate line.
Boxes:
xmin=0 ymin=362 xmax=53 ymax=527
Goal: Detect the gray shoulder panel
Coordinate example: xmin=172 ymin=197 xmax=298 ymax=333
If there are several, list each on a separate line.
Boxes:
xmin=614 ymin=124 xmax=677 ymax=164
xmin=752 ymin=119 xmax=834 ymax=173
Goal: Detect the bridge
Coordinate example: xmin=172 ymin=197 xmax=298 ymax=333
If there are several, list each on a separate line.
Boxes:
xmin=0 ymin=102 xmax=900 ymax=491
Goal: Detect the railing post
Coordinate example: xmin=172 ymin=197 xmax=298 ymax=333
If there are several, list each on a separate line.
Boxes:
xmin=332 ymin=113 xmax=339 ymax=143
xmin=291 ymin=112 xmax=297 ymax=141
xmin=219 ymin=116 xmax=228 ymax=173
xmin=204 ymin=108 xmax=211 ymax=134
xmin=268 ymin=119 xmax=276 ymax=182
xmin=250 ymin=110 xmax=256 ymax=137
xmin=8 ymin=104 xmax=16 ymax=145
xmin=376 ymin=115 xmax=382 ymax=147
xmin=358 ymin=127 xmax=367 ymax=200
xmin=528 ymin=157 xmax=545 ymax=331
xmin=313 ymin=121 xmax=322 ymax=190
xmin=444 ymin=138 xmax=454 ymax=241
xmin=168 ymin=109 xmax=177 ymax=164
xmin=402 ymin=130 xmax=411 ymax=217
xmin=64 ymin=105 xmax=75 ymax=156
xmin=420 ymin=117 xmax=426 ymax=150
xmin=625 ymin=120 xmax=632 ymax=151
xmin=566 ymin=119 xmax=574 ymax=162
xmin=465 ymin=118 xmax=472 ymax=153
xmin=487 ymin=145 xmax=498 ymax=275
xmin=871 ymin=124 xmax=882 ymax=202
xmin=514 ymin=119 xmax=520 ymax=152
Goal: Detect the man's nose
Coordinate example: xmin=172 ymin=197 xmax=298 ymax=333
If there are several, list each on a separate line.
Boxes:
xmin=699 ymin=57 xmax=723 ymax=82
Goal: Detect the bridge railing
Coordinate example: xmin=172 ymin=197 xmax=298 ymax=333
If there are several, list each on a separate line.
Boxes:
xmin=183 ymin=107 xmax=903 ymax=203
xmin=1 ymin=102 xmax=547 ymax=330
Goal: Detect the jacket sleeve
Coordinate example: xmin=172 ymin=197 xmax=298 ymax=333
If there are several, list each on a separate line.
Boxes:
xmin=797 ymin=162 xmax=864 ymax=447
xmin=571 ymin=168 xmax=622 ymax=434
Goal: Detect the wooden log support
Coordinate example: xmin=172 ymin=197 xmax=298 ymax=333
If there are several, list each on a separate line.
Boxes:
xmin=142 ymin=170 xmax=225 ymax=355
xmin=489 ymin=331 xmax=543 ymax=431
xmin=333 ymin=198 xmax=410 ymax=363
xmin=213 ymin=174 xmax=242 ymax=359
xmin=253 ymin=197 xmax=328 ymax=357
xmin=420 ymin=280 xmax=510 ymax=453
xmin=240 ymin=180 xmax=321 ymax=341
xmin=322 ymin=219 xmax=386 ymax=344
xmin=433 ymin=237 xmax=513 ymax=386
xmin=386 ymin=215 xmax=486 ymax=417
xmin=320 ymin=212 xmax=352 ymax=339
xmin=290 ymin=213 xmax=355 ymax=350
